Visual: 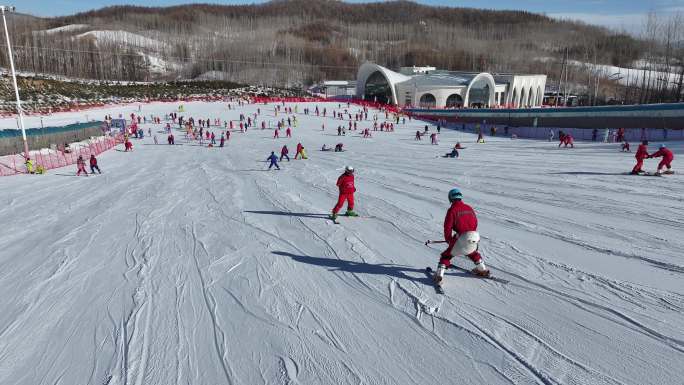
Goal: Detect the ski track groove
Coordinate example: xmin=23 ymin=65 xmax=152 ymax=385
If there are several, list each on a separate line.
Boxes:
xmin=186 ymin=222 xmax=236 ymax=385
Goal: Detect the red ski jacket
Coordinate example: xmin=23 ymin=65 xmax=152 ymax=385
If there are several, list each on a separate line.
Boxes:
xmin=443 ymin=201 xmax=478 ymax=245
xmin=635 ymin=144 xmax=649 ymax=160
xmin=337 ymin=173 xmax=356 ymax=194
xmin=281 ymin=146 xmax=289 ymax=155
xmin=89 ymin=157 xmax=97 ymax=166
xmin=650 ymin=148 xmax=674 ymax=162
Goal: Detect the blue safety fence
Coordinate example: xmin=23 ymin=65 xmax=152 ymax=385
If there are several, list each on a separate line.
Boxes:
xmin=407 ymin=102 xmax=684 ymax=116
xmin=0 ymin=121 xmax=105 ymax=138
xmin=444 ymin=122 xmax=684 ymax=142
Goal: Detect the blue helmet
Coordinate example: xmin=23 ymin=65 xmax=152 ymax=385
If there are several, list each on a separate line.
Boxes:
xmin=660 ymin=144 xmax=666 ymax=149
xmin=448 ymin=188 xmax=463 ymax=202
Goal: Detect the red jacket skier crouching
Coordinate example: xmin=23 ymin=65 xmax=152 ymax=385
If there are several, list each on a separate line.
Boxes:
xmin=649 ymin=144 xmax=674 ymax=174
xmin=331 ymin=166 xmax=358 ymax=220
xmin=435 ymin=188 xmax=489 ymax=284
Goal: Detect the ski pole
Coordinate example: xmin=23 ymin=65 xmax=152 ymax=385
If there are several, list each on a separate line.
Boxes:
xmin=425 ymin=240 xmax=447 ymax=246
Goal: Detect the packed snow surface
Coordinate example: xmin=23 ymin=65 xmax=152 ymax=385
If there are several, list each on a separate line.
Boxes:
xmin=0 ymin=101 xmax=683 ymax=385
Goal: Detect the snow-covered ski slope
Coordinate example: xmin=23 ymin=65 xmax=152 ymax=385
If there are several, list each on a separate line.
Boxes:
xmin=1 ymin=101 xmax=683 ymax=385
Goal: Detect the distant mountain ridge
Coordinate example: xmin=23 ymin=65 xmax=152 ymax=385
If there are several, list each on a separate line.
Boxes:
xmin=3 ymin=0 xmax=648 ymax=91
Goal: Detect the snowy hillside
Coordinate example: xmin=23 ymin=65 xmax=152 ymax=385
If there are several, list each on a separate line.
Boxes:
xmin=537 ymin=57 xmax=683 ymax=90
xmin=33 ymin=24 xmax=89 ymax=35
xmin=0 ymin=101 xmax=682 ymax=384
xmin=75 ymin=30 xmax=166 ymax=50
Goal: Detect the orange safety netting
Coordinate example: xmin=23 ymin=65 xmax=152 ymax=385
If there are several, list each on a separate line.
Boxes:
xmin=0 ymin=134 xmax=124 ymax=177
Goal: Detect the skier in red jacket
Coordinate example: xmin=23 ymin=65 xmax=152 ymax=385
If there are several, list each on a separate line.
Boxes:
xmin=560 ymin=134 xmax=574 ymax=148
xmin=434 ymin=188 xmax=489 ymax=284
xmin=331 ymin=166 xmax=357 ymax=220
xmin=649 ymin=144 xmax=674 ymax=174
xmin=89 ymin=155 xmax=101 ymax=174
xmin=631 ymin=140 xmax=649 ymax=174
xmin=280 ymin=145 xmax=290 ymax=161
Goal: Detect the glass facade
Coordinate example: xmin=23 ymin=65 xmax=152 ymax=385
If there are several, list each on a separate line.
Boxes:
xmin=363 ymin=71 xmax=393 ymax=104
xmin=419 ymin=93 xmax=436 ymax=108
xmin=467 ymin=79 xmax=490 ymax=107
xmin=445 ymin=94 xmax=464 ymax=108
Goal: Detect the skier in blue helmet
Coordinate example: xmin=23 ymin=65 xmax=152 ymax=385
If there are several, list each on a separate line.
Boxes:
xmin=433 ymin=188 xmax=490 ymax=286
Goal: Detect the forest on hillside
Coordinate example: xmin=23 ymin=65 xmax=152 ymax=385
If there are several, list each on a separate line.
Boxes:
xmin=1 ymin=0 xmax=682 ymax=104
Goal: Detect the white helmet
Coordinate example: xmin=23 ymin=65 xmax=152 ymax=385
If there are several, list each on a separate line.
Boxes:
xmin=345 ymin=165 xmax=354 ymax=172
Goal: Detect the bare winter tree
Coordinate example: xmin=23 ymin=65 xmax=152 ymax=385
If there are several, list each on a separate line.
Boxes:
xmin=0 ymin=0 xmax=675 ymax=105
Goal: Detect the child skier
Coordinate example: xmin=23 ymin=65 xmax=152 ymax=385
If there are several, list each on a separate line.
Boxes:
xmin=76 ymin=155 xmax=88 ymax=176
xmin=621 ymin=141 xmax=630 ymax=152
xmin=443 ymin=148 xmax=459 ymax=158
xmin=562 ymin=134 xmax=574 ymax=148
xmin=89 ymin=155 xmax=101 ymax=174
xmin=433 ymin=188 xmax=490 ymax=285
xmin=331 ymin=166 xmax=357 ymax=220
xmin=648 ymin=144 xmax=674 ymax=174
xmin=267 ymin=152 xmax=280 ymax=170
xmin=25 ymin=158 xmax=34 ymax=174
xmin=280 ymin=145 xmax=290 ymax=161
xmin=631 ymin=140 xmax=649 ymax=174
xmin=295 ymin=143 xmax=307 ymax=159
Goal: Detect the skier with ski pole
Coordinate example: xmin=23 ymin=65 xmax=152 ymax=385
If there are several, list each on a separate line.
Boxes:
xmin=430 ymin=188 xmax=490 ymax=288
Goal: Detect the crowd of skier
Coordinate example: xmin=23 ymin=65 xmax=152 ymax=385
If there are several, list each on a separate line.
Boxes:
xmin=21 ymin=98 xmax=679 ymax=289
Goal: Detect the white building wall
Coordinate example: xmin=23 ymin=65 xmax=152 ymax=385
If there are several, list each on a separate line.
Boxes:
xmin=505 ymin=75 xmax=547 ymax=108
xmin=494 ymin=84 xmax=507 ymax=106
xmin=356 ymin=62 xmax=547 ymax=109
xmin=395 ymin=82 xmax=467 ymax=108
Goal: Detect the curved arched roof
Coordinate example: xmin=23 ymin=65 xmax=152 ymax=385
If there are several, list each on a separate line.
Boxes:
xmin=463 ymin=72 xmax=496 ymax=107
xmin=356 ymin=62 xmax=411 ymax=105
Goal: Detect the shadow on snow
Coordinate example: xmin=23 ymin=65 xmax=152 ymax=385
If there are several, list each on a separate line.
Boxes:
xmin=271 ymin=250 xmax=477 ymax=284
xmin=244 ymin=210 xmax=329 ymax=219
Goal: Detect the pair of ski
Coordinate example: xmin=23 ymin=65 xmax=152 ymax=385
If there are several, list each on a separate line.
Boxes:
xmin=330 ymin=213 xmax=365 ymax=224
xmin=628 ymin=170 xmax=675 ymax=177
xmin=425 ymin=266 xmax=507 ymax=294
xmin=423 ymin=239 xmax=508 ymax=294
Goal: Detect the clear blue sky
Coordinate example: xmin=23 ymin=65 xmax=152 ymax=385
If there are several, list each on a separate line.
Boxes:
xmin=15 ymin=0 xmax=684 ymax=31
